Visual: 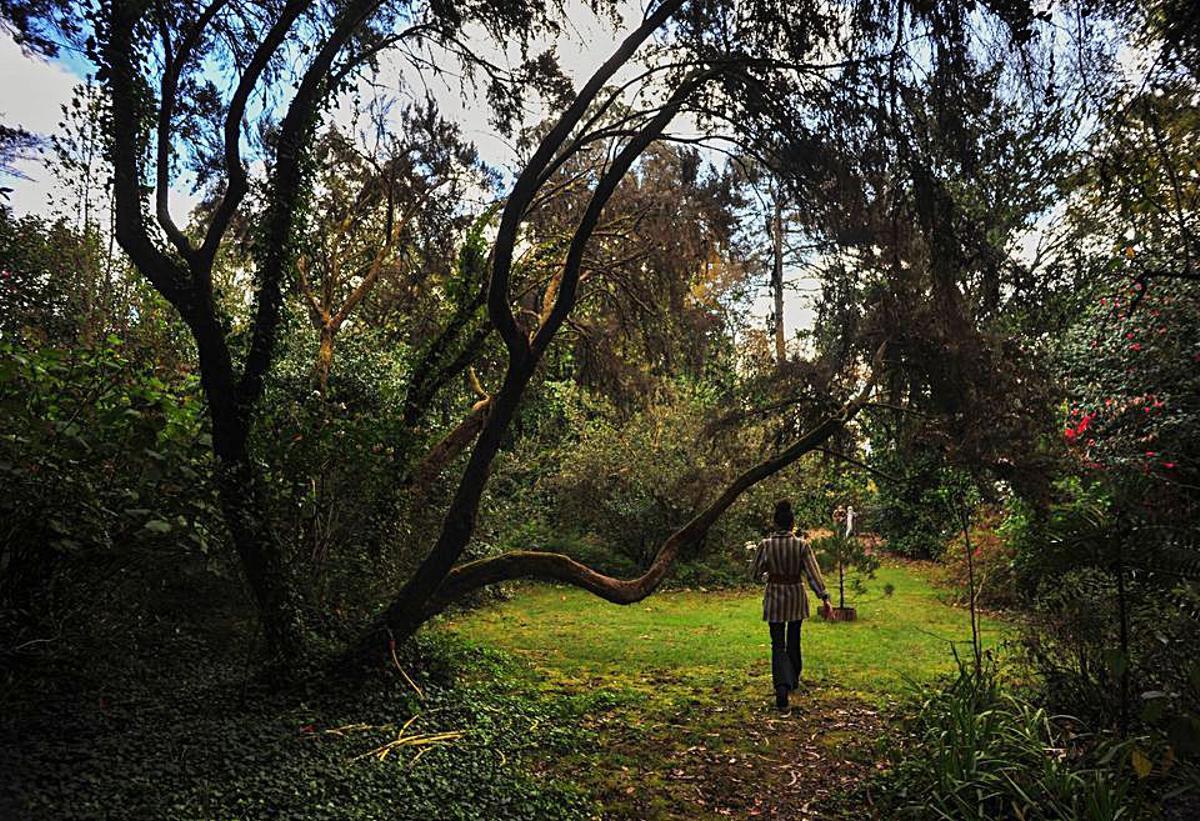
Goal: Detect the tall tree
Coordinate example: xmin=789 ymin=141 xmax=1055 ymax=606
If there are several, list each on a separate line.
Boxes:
xmin=24 ymin=0 xmax=568 ymax=661
xmin=296 ymin=105 xmax=484 ymax=394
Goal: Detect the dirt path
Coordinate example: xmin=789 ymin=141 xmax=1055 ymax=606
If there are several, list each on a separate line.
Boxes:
xmin=538 ymin=678 xmax=890 ymax=819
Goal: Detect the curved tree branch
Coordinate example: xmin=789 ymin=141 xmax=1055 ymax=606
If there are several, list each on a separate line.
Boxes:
xmin=198 ymin=0 xmax=314 ymax=270
xmin=424 ymin=343 xmax=886 ymax=615
xmin=531 ymin=67 xmax=718 ymax=355
xmin=489 ymin=0 xmax=686 ymax=359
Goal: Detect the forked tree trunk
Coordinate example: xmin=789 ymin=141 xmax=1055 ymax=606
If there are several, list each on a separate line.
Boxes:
xmin=102 ymin=0 xmax=401 ymax=669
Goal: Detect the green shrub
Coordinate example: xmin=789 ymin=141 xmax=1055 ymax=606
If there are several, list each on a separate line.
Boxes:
xmin=881 ymin=659 xmax=1161 ymax=820
xmin=254 ymin=324 xmax=417 ymax=624
xmin=810 ymin=531 xmax=882 ymax=607
xmin=872 ymin=450 xmax=959 ymax=560
xmin=0 ymin=337 xmax=226 ymax=641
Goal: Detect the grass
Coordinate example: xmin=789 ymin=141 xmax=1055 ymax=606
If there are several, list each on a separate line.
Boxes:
xmin=448 ymin=561 xmax=1007 ymax=701
xmin=2 ymin=561 xmax=1010 ymax=820
xmin=441 ymin=560 xmax=1012 ymax=818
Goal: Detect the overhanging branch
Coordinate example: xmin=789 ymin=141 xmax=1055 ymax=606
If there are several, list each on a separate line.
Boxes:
xmin=424 ymin=343 xmax=886 ymax=614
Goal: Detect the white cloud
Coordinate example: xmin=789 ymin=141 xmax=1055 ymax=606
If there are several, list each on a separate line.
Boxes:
xmin=0 ymin=31 xmax=81 ymax=217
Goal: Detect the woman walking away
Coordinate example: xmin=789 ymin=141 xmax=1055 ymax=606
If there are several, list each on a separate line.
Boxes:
xmin=751 ymin=500 xmax=832 ymax=711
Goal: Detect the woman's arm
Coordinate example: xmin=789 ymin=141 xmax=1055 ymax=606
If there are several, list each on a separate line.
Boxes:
xmin=750 ymin=541 xmax=768 ymax=582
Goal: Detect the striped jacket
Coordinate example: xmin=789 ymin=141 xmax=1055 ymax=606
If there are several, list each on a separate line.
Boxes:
xmin=750 ymin=531 xmax=830 ymax=622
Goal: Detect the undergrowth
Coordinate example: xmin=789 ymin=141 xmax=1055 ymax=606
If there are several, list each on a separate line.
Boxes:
xmin=873 ymin=654 xmax=1197 ymax=820
xmin=0 ymin=630 xmax=606 ymax=820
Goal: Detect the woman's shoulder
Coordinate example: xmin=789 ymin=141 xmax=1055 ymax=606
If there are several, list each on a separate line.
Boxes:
xmin=787 ymin=532 xmax=812 ymax=550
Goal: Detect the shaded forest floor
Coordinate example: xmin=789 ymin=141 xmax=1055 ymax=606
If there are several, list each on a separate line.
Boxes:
xmin=447 ymin=561 xmax=1008 ymax=818
xmin=0 ymin=561 xmax=1006 ymax=819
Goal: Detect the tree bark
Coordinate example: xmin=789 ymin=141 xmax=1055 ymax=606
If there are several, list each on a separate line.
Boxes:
xmin=216 ymin=458 xmax=306 ymax=661
xmin=315 ymin=324 xmax=335 ymax=395
xmin=771 ymin=194 xmax=786 ymax=363
xmin=405 ymin=397 xmax=493 ymax=495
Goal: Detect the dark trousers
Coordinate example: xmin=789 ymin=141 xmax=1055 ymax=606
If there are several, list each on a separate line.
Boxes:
xmin=769 ymin=620 xmax=802 ymax=691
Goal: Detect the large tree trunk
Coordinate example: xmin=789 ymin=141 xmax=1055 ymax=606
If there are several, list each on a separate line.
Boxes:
xmin=102 ymin=0 xmax=392 ymax=669
xmin=315 ymin=324 xmax=335 ymax=395
xmin=188 ymin=298 xmax=308 ymax=663
xmin=215 ymin=456 xmax=307 ymax=662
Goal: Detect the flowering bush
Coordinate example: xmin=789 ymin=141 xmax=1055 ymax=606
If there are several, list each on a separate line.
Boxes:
xmin=1058 ymin=274 xmax=1198 ymax=505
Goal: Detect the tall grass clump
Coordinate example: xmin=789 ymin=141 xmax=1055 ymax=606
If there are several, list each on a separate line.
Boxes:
xmin=881 ymin=655 xmax=1169 ymax=820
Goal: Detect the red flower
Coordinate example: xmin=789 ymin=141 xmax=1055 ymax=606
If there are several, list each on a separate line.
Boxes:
xmin=1064 ymin=411 xmax=1097 ymax=444
xmin=1163 ymin=462 xmax=1177 ymax=469
xmin=1131 ymin=343 xmax=1142 ymax=351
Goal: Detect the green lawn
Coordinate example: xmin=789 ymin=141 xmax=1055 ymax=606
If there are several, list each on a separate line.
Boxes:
xmin=448 ymin=561 xmax=1006 ymax=701
xmin=440 ymin=560 xmax=1009 ymax=818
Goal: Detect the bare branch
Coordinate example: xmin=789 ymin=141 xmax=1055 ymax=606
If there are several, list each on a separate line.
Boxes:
xmin=816 ymin=447 xmax=899 ymax=484
xmin=295 ymin=255 xmax=327 ymax=327
xmin=532 ymin=68 xmax=718 ymax=354
xmin=405 ymin=396 xmax=493 ymax=494
xmin=330 ymin=186 xmax=437 ymax=330
xmin=154 ymin=0 xmax=229 ymax=262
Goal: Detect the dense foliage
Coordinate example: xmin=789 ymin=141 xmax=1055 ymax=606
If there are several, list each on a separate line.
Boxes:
xmin=878 ymin=659 xmax=1187 ymax=819
xmin=1 ymin=0 xmax=1198 ymax=815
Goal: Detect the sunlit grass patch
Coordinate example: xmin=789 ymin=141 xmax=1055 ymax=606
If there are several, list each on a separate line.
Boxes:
xmin=448 ymin=561 xmax=1008 ymax=702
